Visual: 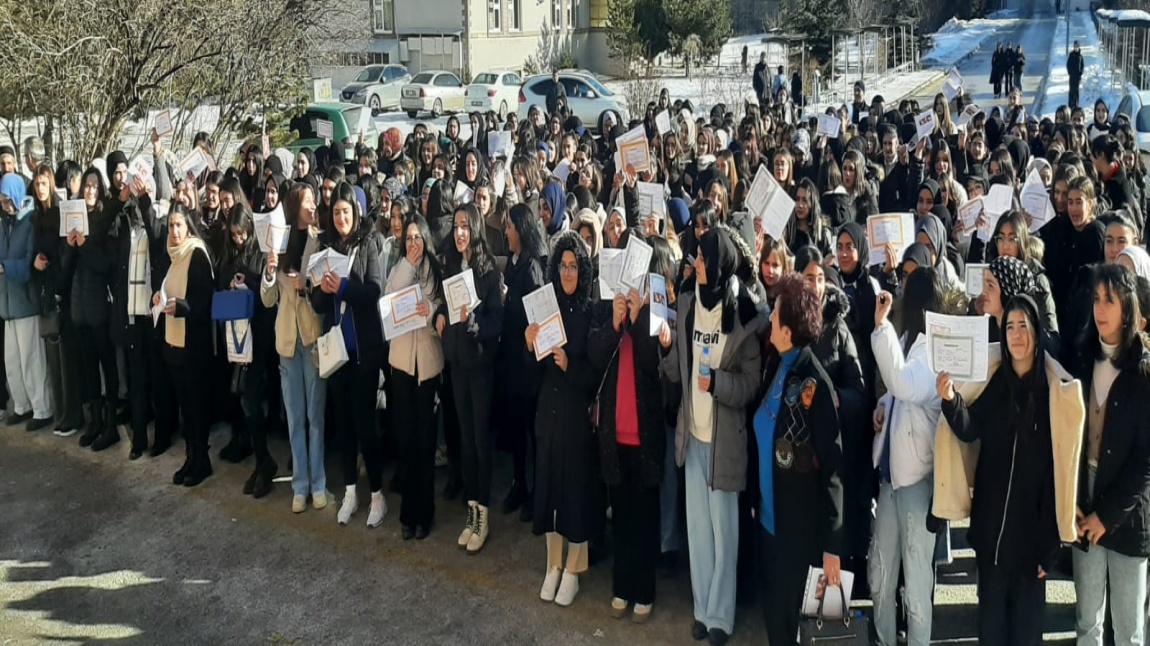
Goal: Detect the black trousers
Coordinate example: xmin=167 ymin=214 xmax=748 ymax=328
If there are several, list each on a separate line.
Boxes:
xmin=158 ymin=348 xmax=210 ymax=467
xmin=451 ymin=363 xmax=493 ymax=506
xmin=76 ymin=321 xmax=118 ymax=402
xmin=976 ymin=559 xmax=1045 ymax=646
xmin=506 ymin=390 xmax=537 ymax=491
xmin=331 ymin=358 xmax=384 ymax=492
xmin=1070 ymin=79 xmax=1081 ymax=110
xmin=610 ymin=445 xmax=660 ymax=605
xmin=393 ymin=369 xmax=439 ymax=527
xmin=126 ymin=321 xmax=157 ymax=448
xmin=45 ymin=318 xmax=83 ymax=428
xmin=440 ymin=364 xmax=461 ymax=477
xmin=241 ymin=344 xmax=273 ymax=466
xmin=758 ymin=525 xmax=811 ymax=646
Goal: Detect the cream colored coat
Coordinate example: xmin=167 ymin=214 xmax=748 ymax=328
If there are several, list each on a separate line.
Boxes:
xmin=260 ymin=229 xmax=321 ymax=359
xmin=384 ymin=256 xmax=443 ymax=383
xmin=933 ymin=343 xmax=1086 ymax=543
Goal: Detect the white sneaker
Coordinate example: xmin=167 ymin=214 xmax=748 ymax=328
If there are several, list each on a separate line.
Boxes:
xmin=292 ymin=495 xmax=307 ymax=514
xmin=338 ymin=489 xmax=358 ymax=525
xmin=54 ymin=428 xmax=78 ymax=437
xmin=540 ymin=567 xmax=562 ymax=602
xmin=632 ymin=603 xmax=653 ymax=623
xmin=367 ymin=492 xmax=387 ymax=528
xmin=554 ymin=569 xmax=579 ymax=607
xmin=457 ymin=501 xmax=476 ymax=548
xmin=312 ymin=491 xmax=328 ymax=510
xmin=610 ymin=597 xmax=628 ymax=618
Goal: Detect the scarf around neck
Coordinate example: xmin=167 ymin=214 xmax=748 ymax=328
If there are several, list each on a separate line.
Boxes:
xmin=164 ymin=236 xmax=211 ymax=348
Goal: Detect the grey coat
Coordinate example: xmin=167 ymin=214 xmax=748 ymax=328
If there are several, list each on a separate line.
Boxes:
xmin=660 ymin=287 xmax=764 ymax=492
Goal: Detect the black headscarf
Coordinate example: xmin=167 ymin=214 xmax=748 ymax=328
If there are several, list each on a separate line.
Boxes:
xmin=697 ymin=228 xmax=737 ymax=314
xmin=838 ymin=221 xmax=869 ymax=283
xmin=901 ymin=242 xmax=932 ymax=271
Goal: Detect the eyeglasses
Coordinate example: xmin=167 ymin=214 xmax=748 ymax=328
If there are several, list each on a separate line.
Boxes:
xmin=406 ymin=234 xmax=423 ymax=242
xmin=559 ymin=264 xmax=579 ymax=274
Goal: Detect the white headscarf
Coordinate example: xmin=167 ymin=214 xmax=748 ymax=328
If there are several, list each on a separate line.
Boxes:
xmin=1119 ymin=246 xmax=1150 ymax=280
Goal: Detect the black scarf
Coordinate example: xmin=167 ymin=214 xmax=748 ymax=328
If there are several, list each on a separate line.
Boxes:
xmin=697 ymin=229 xmax=737 ymax=315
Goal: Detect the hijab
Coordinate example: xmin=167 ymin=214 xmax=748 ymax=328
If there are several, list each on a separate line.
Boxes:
xmin=541 ymin=181 xmax=567 ymax=236
xmin=1120 ymin=245 xmax=1150 ymax=280
xmin=901 ymin=242 xmax=932 ymax=271
xmin=697 ymin=228 xmax=737 ymax=312
xmin=914 ymin=214 xmax=946 ymax=267
xmin=838 ymin=221 xmax=869 ymax=282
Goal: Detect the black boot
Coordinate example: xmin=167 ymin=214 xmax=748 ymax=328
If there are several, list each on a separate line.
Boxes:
xmin=173 ymin=437 xmax=193 ymax=486
xmin=91 ymin=401 xmax=120 ymax=452
xmin=77 ymin=400 xmax=102 ymax=448
xmin=219 ymin=425 xmax=252 ymax=464
xmin=501 ymin=480 xmax=527 ymax=514
xmin=183 ymin=436 xmax=213 ymax=487
xmin=250 ymin=458 xmax=278 ymax=499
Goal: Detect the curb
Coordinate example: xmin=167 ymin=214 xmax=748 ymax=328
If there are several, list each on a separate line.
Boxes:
xmin=1031 ymin=14 xmax=1066 ymax=117
xmin=922 ymin=18 xmax=1018 ymax=70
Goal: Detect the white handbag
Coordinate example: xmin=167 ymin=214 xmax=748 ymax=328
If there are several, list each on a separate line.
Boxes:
xmin=318 ymin=302 xmax=349 ymax=379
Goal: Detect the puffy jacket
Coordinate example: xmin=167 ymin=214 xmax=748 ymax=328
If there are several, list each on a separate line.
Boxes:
xmin=0 ymin=205 xmax=38 ymax=320
xmin=60 ymin=204 xmax=116 ymax=327
xmin=310 ymin=226 xmax=386 ymax=370
xmin=812 ymin=285 xmax=867 ymax=425
xmin=871 ymin=322 xmax=941 ymax=490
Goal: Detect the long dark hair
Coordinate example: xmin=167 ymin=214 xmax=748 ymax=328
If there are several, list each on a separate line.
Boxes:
xmin=1082 ymin=263 xmax=1143 ymax=368
xmin=900 ymin=266 xmax=945 ymax=356
xmin=442 ymin=202 xmax=495 ymax=277
xmin=986 ymin=210 xmax=1034 ymax=264
xmin=322 ymin=181 xmax=369 ymax=252
xmin=1001 ymin=295 xmax=1049 ymax=421
xmin=507 ymin=202 xmax=547 ymax=262
xmin=402 ymin=212 xmax=443 ymax=285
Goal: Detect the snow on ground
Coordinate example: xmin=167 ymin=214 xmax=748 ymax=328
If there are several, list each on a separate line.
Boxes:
xmin=1033 ymin=10 xmax=1120 ymax=118
xmin=922 ymin=10 xmax=1023 ymax=69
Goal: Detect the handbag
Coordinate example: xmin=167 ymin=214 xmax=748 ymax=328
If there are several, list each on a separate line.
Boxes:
xmin=211 ymin=288 xmax=254 ymax=321
xmin=587 ymin=338 xmax=623 ymax=431
xmin=797 ymin=585 xmax=869 ymax=646
xmin=38 ymin=286 xmax=60 ymax=339
xmin=225 ymin=320 xmax=253 ymax=364
xmin=317 ymin=302 xmax=349 ymax=379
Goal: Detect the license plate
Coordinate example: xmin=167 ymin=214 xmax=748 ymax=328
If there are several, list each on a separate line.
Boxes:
xmin=471 ymin=100 xmax=483 ymax=106
xmin=403 ymin=89 xmax=417 ymax=98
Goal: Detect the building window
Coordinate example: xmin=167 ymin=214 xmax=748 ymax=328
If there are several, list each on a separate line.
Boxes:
xmin=552 ymin=0 xmax=562 ymax=29
xmin=332 ymin=52 xmax=390 ymax=67
xmin=510 ymin=0 xmax=521 ymax=30
xmin=567 ymin=0 xmax=574 ymax=29
xmin=489 ymin=0 xmax=501 ymax=32
xmin=371 ymin=0 xmax=394 ymax=34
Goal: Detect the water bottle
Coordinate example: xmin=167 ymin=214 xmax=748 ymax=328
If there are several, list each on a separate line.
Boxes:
xmin=699 ymin=347 xmax=712 ymax=381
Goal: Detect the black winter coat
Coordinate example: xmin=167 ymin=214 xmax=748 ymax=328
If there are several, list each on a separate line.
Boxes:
xmin=1077 ymin=345 xmax=1150 ymax=558
xmin=943 ymin=370 xmax=1060 ymax=572
xmin=60 ymin=202 xmax=117 ymax=327
xmin=158 ymin=247 xmax=215 ymax=366
xmin=590 ymin=305 xmax=666 ymax=488
xmin=30 ymin=198 xmax=64 ymax=309
xmin=496 ymin=253 xmax=547 ymax=403
xmin=217 ymin=237 xmax=276 ymax=362
xmin=310 ymin=226 xmax=386 ymax=370
xmin=811 ymin=286 xmax=867 ymax=427
xmin=109 ymin=195 xmax=169 ymax=348
xmin=440 ymin=260 xmax=505 ymax=369
xmin=531 ymin=285 xmax=598 ymax=541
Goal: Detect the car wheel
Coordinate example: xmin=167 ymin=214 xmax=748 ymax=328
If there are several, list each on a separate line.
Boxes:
xmin=431 ymin=99 xmax=443 ymax=118
xmin=369 ymin=95 xmax=381 ymax=112
xmin=498 ymin=101 xmax=508 ymax=121
xmin=406 ymin=110 xmax=418 ymax=119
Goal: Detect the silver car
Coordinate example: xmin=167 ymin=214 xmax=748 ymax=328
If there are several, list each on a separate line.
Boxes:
xmin=517 ymin=71 xmax=627 ymax=134
xmin=401 ymin=71 xmax=466 ymax=119
xmin=340 ymin=65 xmax=411 ymax=113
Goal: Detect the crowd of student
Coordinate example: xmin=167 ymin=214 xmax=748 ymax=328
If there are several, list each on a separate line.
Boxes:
xmin=4 ymin=73 xmax=1150 ymax=645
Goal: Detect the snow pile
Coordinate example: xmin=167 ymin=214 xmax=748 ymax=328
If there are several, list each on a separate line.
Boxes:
xmin=1033 ymin=11 xmax=1120 ymax=118
xmin=922 ymin=10 xmax=1024 ymax=69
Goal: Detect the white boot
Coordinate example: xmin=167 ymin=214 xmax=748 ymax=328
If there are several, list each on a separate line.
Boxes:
xmin=540 ymin=567 xmax=562 ymax=602
xmin=337 ymin=486 xmax=358 ymax=525
xmin=466 ymin=503 xmax=489 ymax=554
xmin=366 ymin=491 xmax=387 ymax=528
xmin=554 ymin=569 xmax=579 ymax=607
xmin=457 ymin=501 xmax=477 ymax=548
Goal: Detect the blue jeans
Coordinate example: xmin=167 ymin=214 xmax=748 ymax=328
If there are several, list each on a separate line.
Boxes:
xmin=684 ymin=434 xmax=739 ymax=634
xmin=1073 ymin=542 xmax=1148 ymax=645
xmin=660 ymin=424 xmax=683 ymax=554
xmin=869 ymin=478 xmax=935 ymax=646
xmin=280 ymin=339 xmax=327 ymax=497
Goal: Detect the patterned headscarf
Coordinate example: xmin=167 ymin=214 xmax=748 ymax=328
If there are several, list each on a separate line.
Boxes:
xmin=383 ymin=177 xmax=406 ymax=199
xmin=989 ymin=255 xmax=1036 ymax=299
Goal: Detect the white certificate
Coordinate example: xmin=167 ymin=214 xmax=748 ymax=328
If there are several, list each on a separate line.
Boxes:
xmin=177 ymin=147 xmax=215 ymax=180
xmin=925 ymin=311 xmax=991 ymax=382
xmin=154 ymin=109 xmax=174 ymax=137
xmin=379 ymin=284 xmax=426 ymax=341
xmin=1020 ymin=170 xmax=1054 ymax=232
xmin=254 ymin=205 xmax=289 ymax=254
xmin=983 ymin=184 xmax=1014 ymax=218
xmin=443 ymin=268 xmax=480 ymax=325
xmin=316 ymin=119 xmax=334 ymax=140
xmin=965 ymin=263 xmax=988 ymax=298
xmin=551 ymin=158 xmax=571 ymax=185
xmin=816 ymin=113 xmax=841 ymax=138
xmin=598 ymin=248 xmax=625 ymax=300
xmin=958 ymin=197 xmax=983 ymax=237
xmin=618 ymin=235 xmax=653 ymax=293
xmin=744 ymin=165 xmax=794 ymax=241
xmin=655 ymin=110 xmax=671 ymax=136
xmin=942 ymin=69 xmax=964 ymax=100
xmin=649 ymin=273 xmax=669 ymax=337
xmin=616 ymin=125 xmax=651 ymax=174
xmin=522 ymin=283 xmax=560 ymax=327
xmin=59 ymin=199 xmax=88 ymax=237
xmin=533 ymin=311 xmax=567 ymax=361
xmin=636 ymin=181 xmax=666 ymax=221
xmin=306 ymin=248 xmax=350 ymax=285
xmin=865 ymin=213 xmax=914 ymax=267
xmin=487 ymin=131 xmax=514 ymax=160
xmin=957 ymin=104 xmax=983 ymax=127
xmin=914 ymin=109 xmax=936 ymax=143
xmin=453 ymin=180 xmax=473 ymax=205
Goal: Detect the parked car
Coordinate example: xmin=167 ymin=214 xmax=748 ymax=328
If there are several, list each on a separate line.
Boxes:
xmin=401 ymin=71 xmax=466 ymax=119
xmin=1115 ymin=83 xmax=1150 ymax=156
xmin=340 ymin=64 xmax=411 ymax=113
xmin=466 ymin=71 xmax=522 ymax=120
xmin=517 ymin=71 xmax=628 ymax=134
xmin=287 ymin=103 xmax=378 ymax=162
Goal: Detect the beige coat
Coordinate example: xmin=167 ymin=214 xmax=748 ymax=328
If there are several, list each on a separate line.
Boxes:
xmin=933 ymin=343 xmax=1085 ymax=542
xmin=384 ymin=256 xmax=443 ymax=383
xmin=260 ymin=230 xmax=321 ymax=359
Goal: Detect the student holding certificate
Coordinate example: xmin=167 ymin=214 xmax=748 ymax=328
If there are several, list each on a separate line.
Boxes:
xmin=526 ymin=232 xmax=597 ymax=608
xmin=385 ymin=213 xmax=444 ymax=540
xmin=310 ymin=182 xmax=387 ymax=529
xmin=436 ymin=202 xmax=505 ymax=555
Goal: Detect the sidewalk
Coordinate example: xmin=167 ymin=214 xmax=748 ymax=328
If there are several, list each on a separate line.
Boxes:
xmin=1033 ymin=10 xmax=1119 ymax=117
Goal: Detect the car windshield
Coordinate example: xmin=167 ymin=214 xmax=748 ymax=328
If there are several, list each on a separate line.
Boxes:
xmin=412 ymin=73 xmax=434 ymax=84
xmin=1138 ymin=106 xmax=1150 ymax=132
xmin=290 ymin=112 xmax=327 ymax=139
xmin=355 ymin=67 xmax=382 ymax=83
xmin=474 ymin=73 xmax=498 ymax=85
xmin=580 ymin=74 xmax=613 ymax=97
xmin=342 ymin=107 xmax=364 ymax=132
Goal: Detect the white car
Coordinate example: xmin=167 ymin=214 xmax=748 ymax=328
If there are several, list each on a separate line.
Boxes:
xmin=466 ymin=71 xmax=522 ymax=120
xmin=401 ymin=71 xmax=466 ymax=119
xmin=1115 ymin=83 xmax=1150 ymax=156
xmin=517 ymin=71 xmax=627 ymax=134
xmin=339 ymin=64 xmax=411 ymax=113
